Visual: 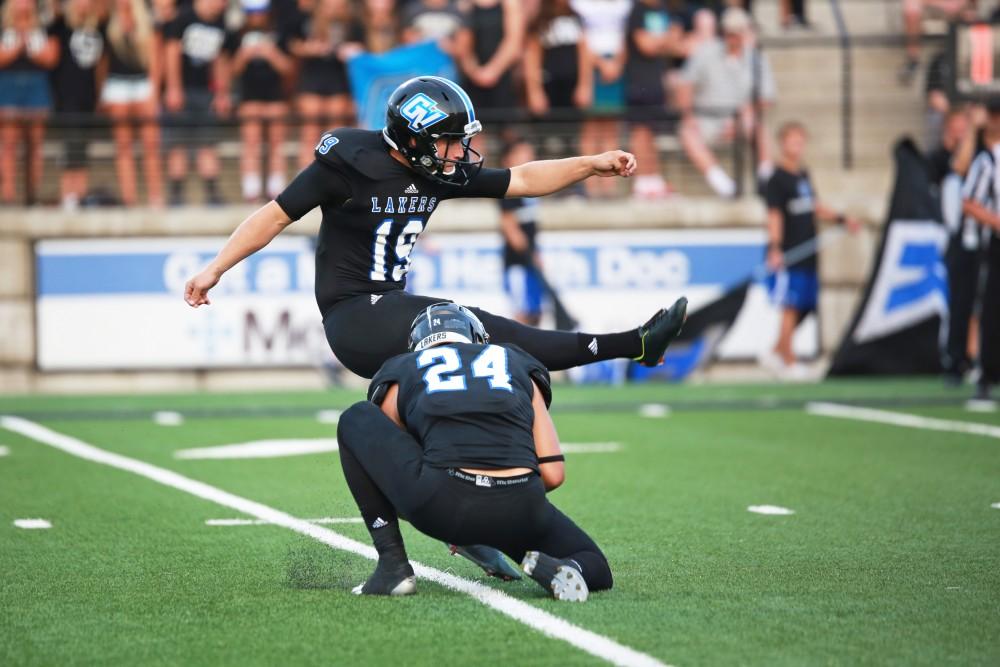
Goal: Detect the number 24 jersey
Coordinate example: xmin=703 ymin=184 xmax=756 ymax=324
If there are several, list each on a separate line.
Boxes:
xmin=368 ymin=343 xmax=552 ymax=472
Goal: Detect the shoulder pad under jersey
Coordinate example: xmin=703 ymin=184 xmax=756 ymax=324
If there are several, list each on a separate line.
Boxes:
xmin=314 ymin=128 xmax=400 ymax=181
xmin=505 ymin=344 xmax=552 ymax=408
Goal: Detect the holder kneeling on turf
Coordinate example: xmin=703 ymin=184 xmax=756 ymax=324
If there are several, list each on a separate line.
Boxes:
xmin=335 ymin=303 xmax=612 ymax=601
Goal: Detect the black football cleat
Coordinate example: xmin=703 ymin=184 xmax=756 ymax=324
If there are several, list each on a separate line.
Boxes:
xmin=450 ymin=544 xmax=522 ymax=581
xmin=634 ymin=297 xmax=688 ymax=367
xmin=352 ymin=558 xmax=416 ymax=596
xmin=521 ymin=551 xmax=589 ymax=602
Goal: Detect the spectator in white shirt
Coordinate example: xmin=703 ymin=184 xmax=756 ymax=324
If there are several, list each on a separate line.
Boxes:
xmin=676 ymin=7 xmax=776 ymax=198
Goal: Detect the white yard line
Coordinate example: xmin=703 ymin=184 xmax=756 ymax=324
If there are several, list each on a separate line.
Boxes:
xmin=315 ymin=410 xmax=342 ymax=424
xmin=0 ymin=445 xmax=9 ymax=457
xmin=0 ymin=415 xmax=669 ymax=667
xmin=206 ymin=517 xmax=363 ymax=526
xmin=638 ymin=404 xmax=670 ymax=419
xmin=805 ymin=402 xmax=1000 ymax=440
xmin=176 ymin=439 xmax=340 ymax=460
xmin=153 ymin=411 xmax=185 ymax=427
xmin=13 ymin=518 xmax=52 ymax=529
xmin=747 ymin=505 xmax=794 ymax=516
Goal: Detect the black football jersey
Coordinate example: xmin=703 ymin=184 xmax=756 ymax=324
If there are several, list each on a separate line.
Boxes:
xmin=368 ymin=343 xmax=552 ymax=472
xmin=275 ymin=129 xmax=512 ymax=315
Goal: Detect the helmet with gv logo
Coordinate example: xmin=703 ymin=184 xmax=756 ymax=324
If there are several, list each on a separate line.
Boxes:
xmin=383 ymin=76 xmax=484 ymax=186
xmin=408 ymin=302 xmax=489 ymax=352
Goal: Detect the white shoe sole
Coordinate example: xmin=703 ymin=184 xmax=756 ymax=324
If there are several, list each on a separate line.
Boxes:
xmin=352 ymin=575 xmax=416 ymax=596
xmin=522 ymin=551 xmax=589 ymax=602
xmin=551 ymin=566 xmax=589 ymax=602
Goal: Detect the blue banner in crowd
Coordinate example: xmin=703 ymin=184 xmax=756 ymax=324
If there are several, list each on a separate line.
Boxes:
xmin=347 ymin=42 xmax=457 ymax=130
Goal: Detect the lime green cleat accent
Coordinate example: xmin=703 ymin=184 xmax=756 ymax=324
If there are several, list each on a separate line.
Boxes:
xmin=634 ymin=297 xmax=688 ymax=367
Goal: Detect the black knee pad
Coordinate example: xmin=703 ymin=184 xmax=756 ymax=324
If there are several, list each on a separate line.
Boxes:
xmin=336 ymin=401 xmax=381 ymax=442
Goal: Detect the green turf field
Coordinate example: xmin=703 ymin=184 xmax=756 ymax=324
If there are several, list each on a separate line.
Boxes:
xmin=1 ymin=379 xmax=998 ymax=666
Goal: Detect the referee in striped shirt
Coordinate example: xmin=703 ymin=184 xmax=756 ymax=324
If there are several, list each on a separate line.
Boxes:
xmin=959 ymin=106 xmax=1000 ymax=404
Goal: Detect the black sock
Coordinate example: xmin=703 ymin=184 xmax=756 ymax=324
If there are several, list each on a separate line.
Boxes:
xmin=339 ymin=444 xmax=409 ymax=564
xmin=370 ymin=520 xmax=408 ymax=564
xmin=566 ymin=551 xmax=614 ymax=592
xmin=471 ymin=307 xmax=643 ymax=370
xmin=576 ymin=330 xmax=642 ymax=362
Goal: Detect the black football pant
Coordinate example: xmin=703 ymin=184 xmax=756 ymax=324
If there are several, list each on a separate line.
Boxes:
xmin=324 ymin=290 xmax=639 ymax=378
xmin=336 ymin=401 xmax=613 ymax=592
xmin=942 ymin=238 xmax=982 ymax=378
xmin=980 ymin=238 xmax=1000 ymax=387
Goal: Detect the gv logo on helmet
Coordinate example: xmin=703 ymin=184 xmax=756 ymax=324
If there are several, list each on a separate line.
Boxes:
xmin=400 ymin=93 xmax=448 ymax=132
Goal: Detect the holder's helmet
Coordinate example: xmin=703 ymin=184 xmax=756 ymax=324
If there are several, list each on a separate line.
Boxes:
xmin=408 ymin=302 xmax=489 ymax=352
xmin=383 ymin=76 xmax=484 ymax=186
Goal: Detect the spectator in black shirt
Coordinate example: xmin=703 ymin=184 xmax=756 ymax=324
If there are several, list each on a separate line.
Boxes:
xmin=523 ymin=0 xmax=591 ymax=138
xmin=233 ymin=0 xmax=294 ymax=202
xmin=288 ymin=0 xmax=364 ymax=168
xmin=760 ymin=121 xmax=859 ymax=380
xmin=0 ymin=0 xmax=60 ymax=204
xmin=625 ymin=0 xmax=683 ymax=199
xmin=163 ymin=0 xmax=237 ymax=205
xmin=102 ymin=0 xmax=163 ymax=207
xmin=150 ymin=0 xmax=177 ymax=101
xmin=455 ymin=0 xmax=524 ymax=135
xmin=50 ymin=0 xmax=105 ymax=209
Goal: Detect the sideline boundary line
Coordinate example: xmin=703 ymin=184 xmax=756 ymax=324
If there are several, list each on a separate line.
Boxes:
xmin=0 ymin=415 xmax=669 ymax=667
xmin=805 ymin=402 xmax=1000 ymax=440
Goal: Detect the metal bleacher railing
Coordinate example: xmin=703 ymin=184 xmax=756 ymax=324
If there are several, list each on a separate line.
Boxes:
xmin=10 ymin=104 xmax=747 ymax=207
xmin=6 ymin=0 xmax=953 ymax=207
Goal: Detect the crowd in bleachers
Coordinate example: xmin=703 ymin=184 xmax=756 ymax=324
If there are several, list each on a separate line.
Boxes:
xmin=0 ymin=0 xmax=794 ymax=207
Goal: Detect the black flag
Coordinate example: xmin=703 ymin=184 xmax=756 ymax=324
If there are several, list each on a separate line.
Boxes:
xmin=654 ymin=281 xmax=751 ymax=380
xmin=828 ymin=139 xmax=949 ymax=376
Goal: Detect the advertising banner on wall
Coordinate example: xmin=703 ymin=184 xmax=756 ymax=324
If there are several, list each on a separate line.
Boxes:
xmin=34 ymin=230 xmax=818 ymax=371
xmin=35 ymin=237 xmax=330 ymax=370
